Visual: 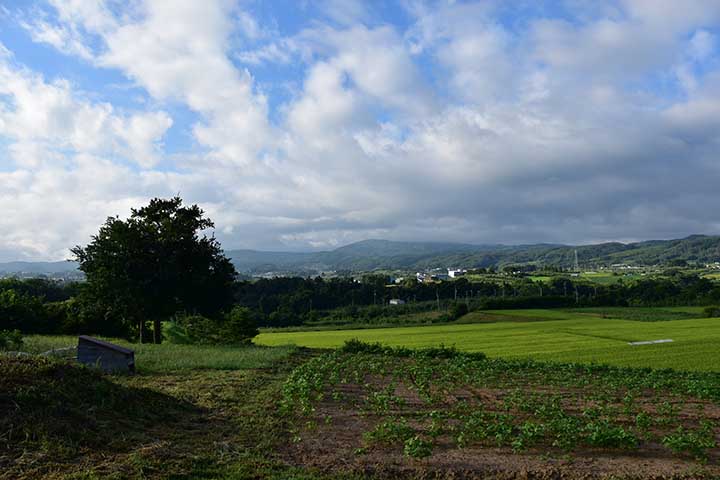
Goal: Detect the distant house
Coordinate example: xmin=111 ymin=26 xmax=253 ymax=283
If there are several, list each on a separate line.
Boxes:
xmin=389 ymin=298 xmax=406 ymax=305
xmin=77 ymin=336 xmax=135 ymax=373
xmin=448 ymin=269 xmax=466 ymax=278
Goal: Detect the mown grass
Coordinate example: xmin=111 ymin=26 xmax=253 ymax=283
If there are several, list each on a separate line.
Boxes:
xmin=1 ymin=346 xmax=359 ymax=480
xmin=257 ymin=309 xmax=720 ymax=372
xmin=564 ymin=306 xmax=704 ymax=322
xmin=20 ymin=335 xmax=297 ymax=373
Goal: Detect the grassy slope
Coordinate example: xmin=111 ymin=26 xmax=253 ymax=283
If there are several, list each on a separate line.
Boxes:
xmin=257 ymin=308 xmax=720 ymax=372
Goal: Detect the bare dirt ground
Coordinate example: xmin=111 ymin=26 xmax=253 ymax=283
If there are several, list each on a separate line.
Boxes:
xmin=284 ymin=381 xmax=720 ymax=479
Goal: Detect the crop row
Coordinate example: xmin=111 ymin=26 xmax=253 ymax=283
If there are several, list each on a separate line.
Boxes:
xmin=281 ymin=341 xmax=720 ymax=461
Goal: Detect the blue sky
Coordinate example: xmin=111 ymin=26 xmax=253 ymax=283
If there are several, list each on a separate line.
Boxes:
xmin=0 ymin=0 xmax=719 ymax=261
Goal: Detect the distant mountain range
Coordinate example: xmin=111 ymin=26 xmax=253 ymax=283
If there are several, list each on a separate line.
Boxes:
xmin=226 ymin=235 xmax=720 ymax=273
xmin=3 ymin=235 xmax=720 ymax=276
xmin=0 ymin=261 xmax=80 ymax=276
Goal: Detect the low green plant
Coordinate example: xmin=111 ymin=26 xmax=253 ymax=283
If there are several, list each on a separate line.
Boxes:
xmin=583 ymin=420 xmax=638 ymax=449
xmin=404 ymin=435 xmax=433 ymax=458
xmin=662 ymin=422 xmax=717 ymax=461
xmin=512 ymin=421 xmax=546 ymax=451
xmin=363 ymin=418 xmax=414 ymax=445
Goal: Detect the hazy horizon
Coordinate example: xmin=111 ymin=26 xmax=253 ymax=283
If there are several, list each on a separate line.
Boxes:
xmin=2 ymin=1 xmax=720 ymax=262
xmin=2 ymin=233 xmax=717 ymax=264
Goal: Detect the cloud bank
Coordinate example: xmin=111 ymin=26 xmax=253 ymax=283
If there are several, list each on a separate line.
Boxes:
xmin=1 ymin=0 xmax=720 ymax=260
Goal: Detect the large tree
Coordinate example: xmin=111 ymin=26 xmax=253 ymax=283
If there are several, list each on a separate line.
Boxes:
xmin=72 ymin=197 xmax=237 ymax=343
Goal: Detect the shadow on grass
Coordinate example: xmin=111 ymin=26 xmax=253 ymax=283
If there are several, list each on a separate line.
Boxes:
xmin=1 ymin=356 xmax=197 ymax=465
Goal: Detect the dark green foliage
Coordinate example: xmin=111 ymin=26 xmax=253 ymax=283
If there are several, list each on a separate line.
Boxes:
xmin=72 ymin=197 xmax=237 ymax=342
xmin=703 ymin=305 xmax=720 ymax=317
xmin=239 ymin=272 xmax=720 ymax=328
xmin=340 ymin=339 xmax=486 ymax=361
xmin=0 ymin=289 xmax=47 ymax=333
xmin=0 ymin=329 xmax=23 ymax=350
xmin=168 ymin=314 xmax=220 ymax=345
xmin=220 ymin=306 xmax=260 ymax=344
xmin=449 ymin=302 xmax=468 ymax=319
xmin=167 ymin=308 xmax=259 ymax=345
xmin=0 ymin=278 xmax=77 ymax=302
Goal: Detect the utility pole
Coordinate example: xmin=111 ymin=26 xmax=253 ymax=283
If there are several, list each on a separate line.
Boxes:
xmin=436 ymin=288 xmax=440 ymax=311
xmin=574 ymin=249 xmax=580 ymax=272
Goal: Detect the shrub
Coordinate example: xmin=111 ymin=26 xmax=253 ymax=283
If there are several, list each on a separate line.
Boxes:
xmin=703 ymin=306 xmax=720 ymax=318
xmin=449 ymin=302 xmax=469 ymax=320
xmin=168 ymin=314 xmax=220 ymax=345
xmin=0 ymin=329 xmax=23 ymax=351
xmin=167 ymin=308 xmax=259 ymax=345
xmin=340 ymin=339 xmax=486 ymax=361
xmin=220 ymin=306 xmax=260 ymax=344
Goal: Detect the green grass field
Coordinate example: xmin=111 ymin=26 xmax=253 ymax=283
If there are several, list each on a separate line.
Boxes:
xmin=21 ymin=335 xmax=297 ymax=373
xmin=257 ymin=308 xmax=720 ymax=372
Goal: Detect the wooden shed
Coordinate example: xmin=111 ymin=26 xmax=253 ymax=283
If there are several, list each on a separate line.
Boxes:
xmin=77 ymin=335 xmax=135 ymax=373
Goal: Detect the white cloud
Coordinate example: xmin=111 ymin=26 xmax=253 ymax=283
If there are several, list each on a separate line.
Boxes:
xmin=689 ymin=30 xmax=715 ymax=61
xmin=20 ymin=18 xmax=94 ymax=59
xmin=3 ymin=0 xmax=720 ymax=260
xmin=0 ymin=51 xmax=171 ymax=166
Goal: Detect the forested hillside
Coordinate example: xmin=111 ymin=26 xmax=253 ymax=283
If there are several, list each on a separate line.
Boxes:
xmin=226 ymin=235 xmax=720 ymax=272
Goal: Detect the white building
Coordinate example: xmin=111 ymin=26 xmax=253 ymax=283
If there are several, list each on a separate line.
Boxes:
xmin=448 ymin=269 xmax=467 ymax=278
xmin=389 ymin=298 xmax=406 ymax=305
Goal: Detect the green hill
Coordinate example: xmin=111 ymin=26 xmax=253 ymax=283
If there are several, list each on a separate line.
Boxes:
xmin=227 ymin=235 xmax=720 ymax=272
xmin=6 ymin=235 xmax=720 ymax=275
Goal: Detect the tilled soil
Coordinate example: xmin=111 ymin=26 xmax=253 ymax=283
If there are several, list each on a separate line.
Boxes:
xmin=283 ymin=382 xmax=720 ymax=479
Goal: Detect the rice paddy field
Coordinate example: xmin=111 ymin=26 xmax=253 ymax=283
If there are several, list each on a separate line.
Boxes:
xmin=257 ymin=307 xmax=720 ymax=372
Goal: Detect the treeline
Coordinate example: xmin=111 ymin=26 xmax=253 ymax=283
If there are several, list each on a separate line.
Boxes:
xmin=0 ymin=279 xmax=78 ymax=334
xmin=3 ymin=273 xmax=720 ymax=335
xmin=236 ymin=273 xmax=720 ymax=327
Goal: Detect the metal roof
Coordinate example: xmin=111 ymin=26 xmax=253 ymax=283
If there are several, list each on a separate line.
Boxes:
xmin=78 ymin=335 xmax=134 ymax=356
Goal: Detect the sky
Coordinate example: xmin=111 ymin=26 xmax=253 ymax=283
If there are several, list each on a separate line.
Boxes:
xmin=0 ymin=0 xmax=719 ymax=261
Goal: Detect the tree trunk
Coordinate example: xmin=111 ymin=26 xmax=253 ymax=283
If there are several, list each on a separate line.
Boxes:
xmin=153 ymin=319 xmax=162 ymax=344
xmin=138 ymin=320 xmax=145 ymax=344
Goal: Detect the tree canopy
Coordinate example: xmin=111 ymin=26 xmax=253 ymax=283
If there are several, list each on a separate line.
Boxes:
xmin=72 ymin=197 xmax=237 ymax=342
